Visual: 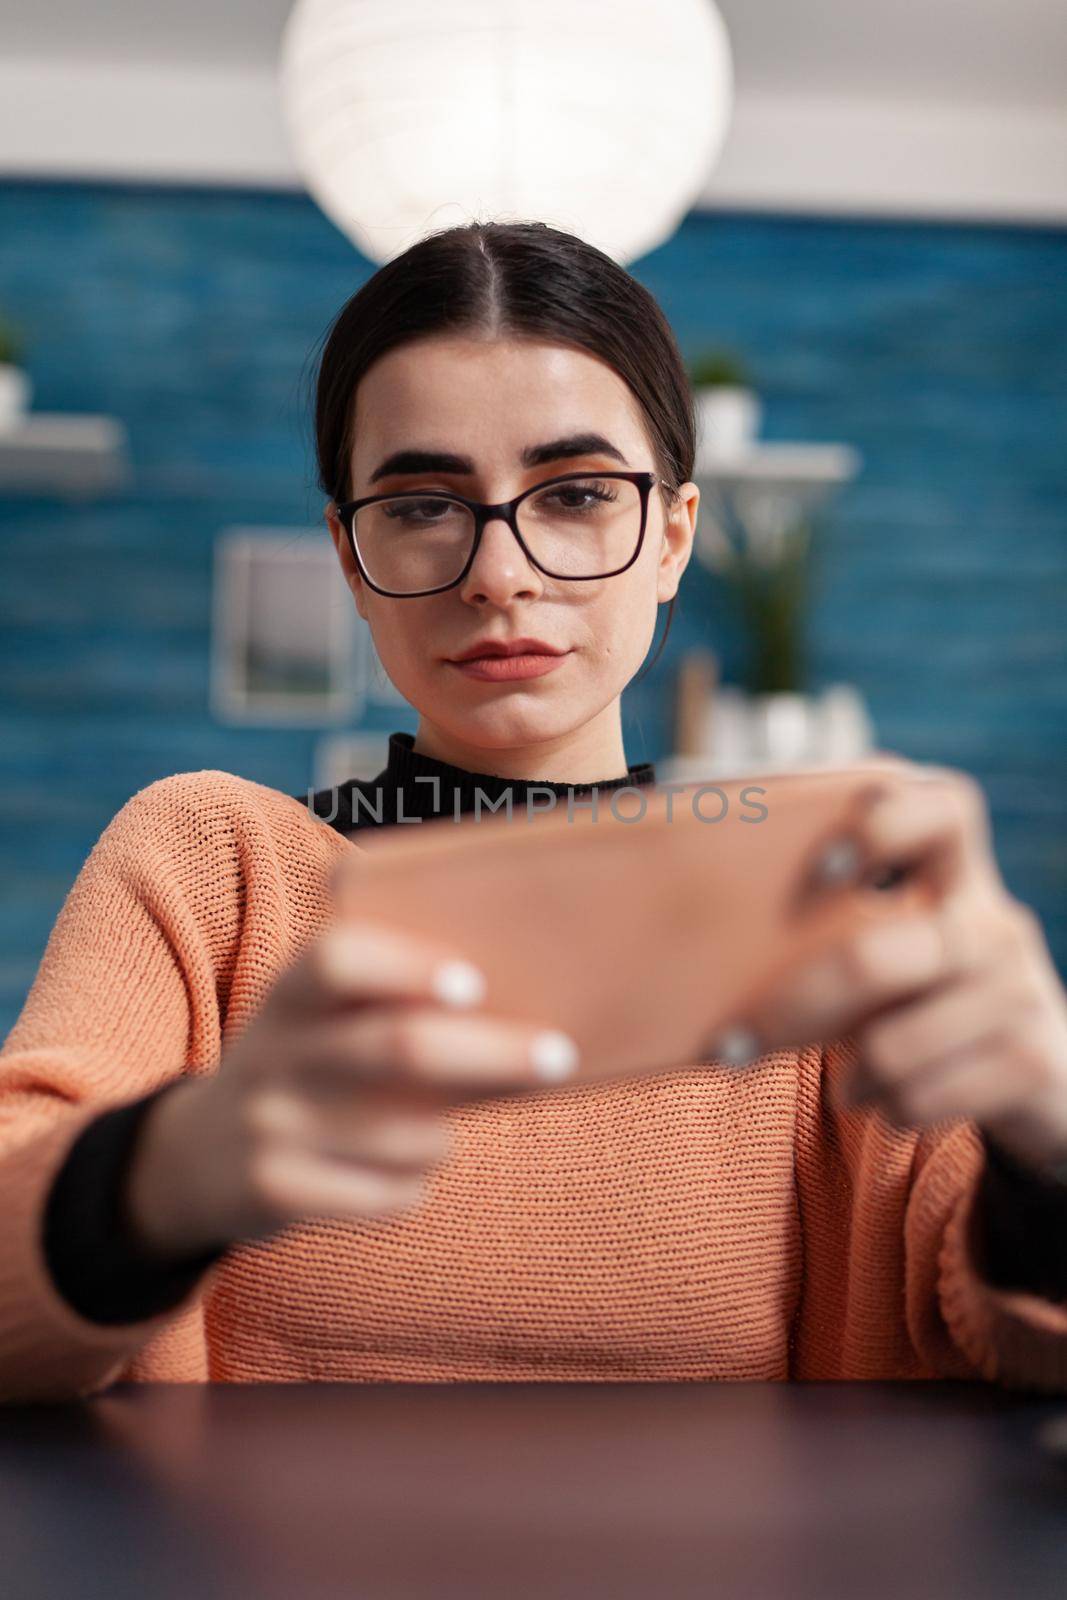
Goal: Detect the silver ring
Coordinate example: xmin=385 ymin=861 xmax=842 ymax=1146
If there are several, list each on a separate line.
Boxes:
xmin=710 ymin=1025 xmax=761 ymax=1068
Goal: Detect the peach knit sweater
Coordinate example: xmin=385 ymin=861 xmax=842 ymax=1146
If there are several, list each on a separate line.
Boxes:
xmin=2 ymin=769 xmax=1066 ymax=1403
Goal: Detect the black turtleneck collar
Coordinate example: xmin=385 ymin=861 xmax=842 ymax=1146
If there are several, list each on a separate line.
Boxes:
xmin=298 ymin=729 xmax=657 ymax=836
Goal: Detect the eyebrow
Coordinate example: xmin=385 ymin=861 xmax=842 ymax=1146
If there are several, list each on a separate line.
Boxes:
xmin=367 ymin=432 xmax=630 ymax=486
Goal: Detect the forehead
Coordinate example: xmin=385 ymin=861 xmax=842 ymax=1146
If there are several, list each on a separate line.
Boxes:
xmin=350 ymin=335 xmax=648 ymax=468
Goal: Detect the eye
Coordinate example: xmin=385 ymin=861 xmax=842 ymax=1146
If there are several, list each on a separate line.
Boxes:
xmin=531 ymin=479 xmax=620 ymax=515
xmin=381 ymin=497 xmax=462 ymax=526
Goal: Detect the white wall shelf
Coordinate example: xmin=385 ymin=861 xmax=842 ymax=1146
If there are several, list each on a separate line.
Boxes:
xmin=0 ymin=412 xmax=131 ymax=497
xmin=692 ymin=440 xmax=861 ymax=572
xmin=694 ymin=441 xmax=860 ymax=494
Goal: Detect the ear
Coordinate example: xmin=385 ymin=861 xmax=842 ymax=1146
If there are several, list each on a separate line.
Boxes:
xmin=656 ymin=482 xmax=699 ymax=604
xmin=325 ymin=503 xmax=369 ymax=622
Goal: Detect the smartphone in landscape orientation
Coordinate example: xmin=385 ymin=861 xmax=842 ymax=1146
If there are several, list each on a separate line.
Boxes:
xmin=340 ymin=765 xmax=935 ymax=1084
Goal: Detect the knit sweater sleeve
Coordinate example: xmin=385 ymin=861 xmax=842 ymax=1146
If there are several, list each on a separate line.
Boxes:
xmin=907 ymin=1119 xmax=1067 ymax=1391
xmin=0 ymin=771 xmax=248 ymax=1403
xmin=791 ymin=1035 xmax=1067 ymax=1390
xmin=42 ymin=1080 xmax=230 ymax=1326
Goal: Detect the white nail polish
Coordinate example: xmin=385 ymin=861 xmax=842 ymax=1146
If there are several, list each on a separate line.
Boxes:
xmin=713 ymin=1025 xmax=760 ymax=1067
xmin=433 ymin=959 xmax=487 ymax=1008
xmin=530 ymin=1030 xmax=580 ymax=1081
xmin=817 ymin=837 xmax=861 ymax=884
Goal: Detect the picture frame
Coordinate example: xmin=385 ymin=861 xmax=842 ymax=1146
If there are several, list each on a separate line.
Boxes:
xmin=210 ymin=528 xmax=364 ymax=724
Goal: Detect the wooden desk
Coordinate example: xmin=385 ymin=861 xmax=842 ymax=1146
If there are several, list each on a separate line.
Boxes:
xmin=2 ymin=1382 xmax=1065 ymax=1599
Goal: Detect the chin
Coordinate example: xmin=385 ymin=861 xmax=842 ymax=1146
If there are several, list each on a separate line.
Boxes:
xmin=432 ymin=700 xmax=580 ymax=751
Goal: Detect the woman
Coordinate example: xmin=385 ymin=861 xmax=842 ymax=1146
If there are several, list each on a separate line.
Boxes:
xmin=1 ymin=220 xmax=1065 ymax=1403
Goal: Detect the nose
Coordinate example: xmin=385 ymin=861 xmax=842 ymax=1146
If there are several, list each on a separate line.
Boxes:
xmin=458 ymin=512 xmax=544 ymax=606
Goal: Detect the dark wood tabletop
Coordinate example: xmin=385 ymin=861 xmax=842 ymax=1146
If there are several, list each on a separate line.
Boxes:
xmin=2 ymin=1381 xmax=1066 ymax=1600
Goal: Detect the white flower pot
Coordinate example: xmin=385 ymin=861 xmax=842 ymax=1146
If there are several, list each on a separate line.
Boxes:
xmin=695 ymin=385 xmax=762 ymax=461
xmin=669 ymin=683 xmax=876 ymax=780
xmin=0 ymin=364 xmax=31 ymax=431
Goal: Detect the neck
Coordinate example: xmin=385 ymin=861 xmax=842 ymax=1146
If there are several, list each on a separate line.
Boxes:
xmin=410 ymin=703 xmax=628 ymax=787
xmin=300 ymin=729 xmax=657 ymax=837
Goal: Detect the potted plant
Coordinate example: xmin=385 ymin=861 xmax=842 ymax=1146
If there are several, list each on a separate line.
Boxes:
xmin=0 ymin=314 xmax=31 ymax=430
xmin=695 ymin=501 xmax=873 ymax=771
xmin=687 ymin=347 xmax=762 ymax=461
xmin=708 ymin=511 xmax=812 ymax=697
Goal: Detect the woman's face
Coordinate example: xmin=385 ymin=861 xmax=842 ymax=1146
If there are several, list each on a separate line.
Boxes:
xmin=325 ymin=334 xmax=698 ymax=763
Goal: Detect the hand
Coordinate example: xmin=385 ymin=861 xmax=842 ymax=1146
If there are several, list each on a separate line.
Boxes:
xmin=712 ymin=759 xmax=1067 ymax=1173
xmin=124 ymin=916 xmax=580 ymax=1259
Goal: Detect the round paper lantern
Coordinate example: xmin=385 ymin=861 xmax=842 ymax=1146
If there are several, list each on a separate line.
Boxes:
xmin=278 ymin=0 xmax=733 ymax=265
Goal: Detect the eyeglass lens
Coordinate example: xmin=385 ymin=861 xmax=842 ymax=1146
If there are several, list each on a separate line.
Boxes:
xmin=351 ymin=475 xmax=643 ymax=595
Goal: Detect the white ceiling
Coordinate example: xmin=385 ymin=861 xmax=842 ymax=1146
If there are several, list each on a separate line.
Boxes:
xmin=3 ymin=0 xmax=1064 ymax=108
xmin=2 ymin=2 xmax=1065 ymax=222
xmin=728 ymin=0 xmax=1067 ymax=109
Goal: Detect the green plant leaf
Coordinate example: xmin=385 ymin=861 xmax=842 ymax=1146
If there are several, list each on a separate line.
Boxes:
xmin=714 ymin=520 xmax=815 ymax=693
xmin=0 ymin=312 xmax=26 ymax=367
xmin=687 ymin=348 xmax=752 ymax=389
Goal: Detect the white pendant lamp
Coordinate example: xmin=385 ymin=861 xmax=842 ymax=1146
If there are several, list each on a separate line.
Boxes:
xmin=278 ymin=0 xmax=734 ymax=266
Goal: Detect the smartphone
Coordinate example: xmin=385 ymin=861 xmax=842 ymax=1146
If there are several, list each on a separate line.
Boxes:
xmin=342 ymin=765 xmax=935 ymax=1084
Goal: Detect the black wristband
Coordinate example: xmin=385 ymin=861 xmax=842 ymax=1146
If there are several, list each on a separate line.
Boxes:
xmin=971 ymin=1129 xmax=1067 ymax=1303
xmin=42 ymin=1081 xmax=230 ymax=1327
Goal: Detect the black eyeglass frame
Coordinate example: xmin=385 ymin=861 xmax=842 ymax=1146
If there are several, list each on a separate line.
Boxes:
xmin=335 ymin=469 xmax=671 ymax=599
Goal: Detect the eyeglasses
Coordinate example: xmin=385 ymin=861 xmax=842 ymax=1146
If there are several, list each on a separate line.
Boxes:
xmin=335 ymin=469 xmax=666 ymax=599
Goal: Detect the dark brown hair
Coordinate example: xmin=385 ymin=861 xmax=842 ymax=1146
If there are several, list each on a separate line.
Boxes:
xmin=311 ymin=219 xmax=693 ymax=682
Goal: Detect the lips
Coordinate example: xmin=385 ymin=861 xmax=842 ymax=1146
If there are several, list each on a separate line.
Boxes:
xmin=448 ymin=638 xmax=565 ymax=663
xmin=448 ymin=650 xmax=570 ymax=683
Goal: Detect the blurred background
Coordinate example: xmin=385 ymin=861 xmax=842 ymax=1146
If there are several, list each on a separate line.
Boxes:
xmin=1 ymin=0 xmax=1065 ymax=1033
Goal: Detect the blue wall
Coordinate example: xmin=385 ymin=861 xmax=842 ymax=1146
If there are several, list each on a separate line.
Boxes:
xmin=1 ymin=181 xmax=1065 ymax=1030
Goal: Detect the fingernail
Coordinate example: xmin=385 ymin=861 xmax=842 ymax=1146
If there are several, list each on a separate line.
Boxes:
xmin=817 ymin=837 xmax=861 ymax=885
xmin=712 ymin=1025 xmax=761 ymax=1067
xmin=432 ymin=959 xmax=488 ymax=1008
xmin=530 ymin=1030 xmax=580 ymax=1082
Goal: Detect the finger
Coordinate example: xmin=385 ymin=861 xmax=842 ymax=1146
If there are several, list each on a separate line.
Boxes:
xmin=247 ymin=1086 xmax=452 ymax=1172
xmin=851 ymin=957 xmax=1035 ymax=1095
xmin=286 ymin=1003 xmax=581 ymax=1095
xmin=725 ymin=889 xmax=996 ymax=1057
xmin=843 ymin=1032 xmax=1032 ymax=1133
xmin=844 ymin=1036 xmax=1011 ymax=1126
xmin=735 ymin=911 xmax=949 ymax=1054
xmin=844 ymin=751 xmax=918 ymax=775
xmin=818 ymin=768 xmax=996 ymax=901
xmin=250 ymin=1143 xmax=427 ymax=1222
xmin=274 ymin=918 xmax=489 ymax=1019
xmin=714 ymin=883 xmax=1030 ymax=1067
